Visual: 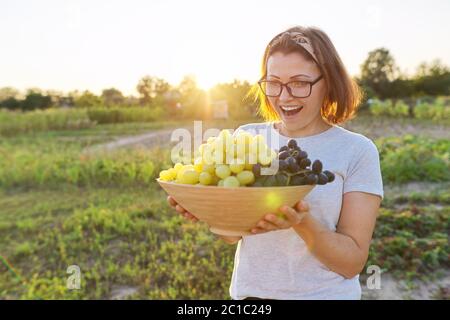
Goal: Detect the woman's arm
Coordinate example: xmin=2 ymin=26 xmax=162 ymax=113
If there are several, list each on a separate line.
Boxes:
xmin=293 ymin=191 xmax=381 ymax=279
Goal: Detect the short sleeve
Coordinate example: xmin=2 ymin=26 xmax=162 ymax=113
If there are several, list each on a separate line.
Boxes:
xmin=343 ymin=139 xmax=384 ymax=200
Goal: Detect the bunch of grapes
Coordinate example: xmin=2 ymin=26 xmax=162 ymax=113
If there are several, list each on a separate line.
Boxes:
xmin=159 ymin=130 xmax=335 ymax=188
xmin=251 ymin=139 xmax=335 ymax=187
xmin=158 ymin=129 xmax=277 ymax=187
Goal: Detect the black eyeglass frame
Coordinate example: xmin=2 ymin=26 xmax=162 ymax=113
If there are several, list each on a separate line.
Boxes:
xmin=258 ymin=74 xmax=323 ymax=98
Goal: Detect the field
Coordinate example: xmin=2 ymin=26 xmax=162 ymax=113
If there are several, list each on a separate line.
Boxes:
xmin=0 ymin=113 xmax=449 ymax=300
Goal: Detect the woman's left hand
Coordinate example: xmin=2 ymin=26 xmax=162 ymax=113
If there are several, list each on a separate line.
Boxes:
xmin=251 ymin=200 xmax=310 ymax=234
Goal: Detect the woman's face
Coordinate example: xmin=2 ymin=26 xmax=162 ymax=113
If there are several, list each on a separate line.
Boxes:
xmin=266 ymin=51 xmax=327 ymax=132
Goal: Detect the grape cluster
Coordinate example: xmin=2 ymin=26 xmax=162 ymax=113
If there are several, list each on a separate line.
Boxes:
xmin=158 ymin=129 xmax=275 ymax=187
xmin=251 ymin=139 xmax=335 ymax=187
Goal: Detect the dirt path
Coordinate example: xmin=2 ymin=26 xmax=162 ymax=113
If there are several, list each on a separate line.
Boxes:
xmin=360 ymin=271 xmax=450 ymax=300
xmin=82 ymin=128 xmax=180 ymax=154
xmin=343 ymin=116 xmax=450 ymax=140
xmin=85 ymin=115 xmax=449 ymax=154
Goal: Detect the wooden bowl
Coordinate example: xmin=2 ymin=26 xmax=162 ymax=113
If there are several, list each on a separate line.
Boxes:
xmin=157 ymin=178 xmax=314 ymax=236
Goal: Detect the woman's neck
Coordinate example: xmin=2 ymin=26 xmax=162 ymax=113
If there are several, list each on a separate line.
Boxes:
xmin=275 ymin=118 xmax=332 ymax=138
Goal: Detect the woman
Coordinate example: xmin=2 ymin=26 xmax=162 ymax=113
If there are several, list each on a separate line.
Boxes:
xmin=167 ymin=26 xmax=383 ymax=300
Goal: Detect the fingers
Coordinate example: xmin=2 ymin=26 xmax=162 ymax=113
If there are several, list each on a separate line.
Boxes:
xmin=184 ymin=212 xmax=199 ymax=222
xmin=167 ymin=196 xmax=198 ymax=222
xmin=280 ymin=204 xmax=307 ymax=225
xmin=167 ymin=196 xmax=177 ymax=207
xmin=264 ymin=214 xmax=291 ymax=229
xmin=250 ymin=227 xmax=267 ymax=234
xmin=295 ymin=200 xmax=309 ymax=212
xmin=251 ymin=219 xmax=279 ymax=234
xmin=176 ymin=205 xmax=199 ymax=221
xmin=175 ymin=204 xmax=186 ymax=214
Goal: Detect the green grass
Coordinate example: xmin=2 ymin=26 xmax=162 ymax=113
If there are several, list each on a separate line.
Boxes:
xmin=0 ymin=185 xmax=235 ymax=299
xmin=1 ymin=183 xmax=448 ymax=299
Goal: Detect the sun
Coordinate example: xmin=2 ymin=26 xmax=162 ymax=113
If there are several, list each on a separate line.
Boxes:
xmin=196 ymin=75 xmax=220 ymax=91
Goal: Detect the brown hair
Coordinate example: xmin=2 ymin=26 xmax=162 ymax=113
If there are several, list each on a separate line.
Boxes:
xmin=248 ymin=26 xmax=362 ymax=124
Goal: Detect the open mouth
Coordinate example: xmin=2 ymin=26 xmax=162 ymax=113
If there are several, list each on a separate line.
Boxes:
xmin=280 ymin=105 xmax=304 ymax=117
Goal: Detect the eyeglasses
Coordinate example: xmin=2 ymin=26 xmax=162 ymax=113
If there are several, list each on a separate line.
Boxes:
xmin=258 ymin=75 xmax=323 ymax=98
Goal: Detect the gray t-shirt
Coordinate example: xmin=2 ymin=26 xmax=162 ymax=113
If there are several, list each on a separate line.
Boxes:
xmin=229 ymin=121 xmax=384 ymax=300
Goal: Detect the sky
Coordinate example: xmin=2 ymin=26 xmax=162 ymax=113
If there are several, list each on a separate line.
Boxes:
xmin=0 ymin=0 xmax=449 ymax=95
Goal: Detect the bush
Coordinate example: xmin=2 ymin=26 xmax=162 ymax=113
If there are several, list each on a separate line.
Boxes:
xmin=413 ymin=101 xmax=450 ymax=121
xmin=86 ymin=106 xmax=164 ymax=124
xmin=377 ymin=135 xmax=450 ymax=183
xmin=369 ymin=99 xmax=410 ymax=117
xmin=0 ymin=106 xmax=167 ymax=136
xmin=0 ymin=109 xmax=95 ymax=136
xmin=367 ymin=206 xmax=449 ymax=275
xmin=0 ymin=139 xmax=171 ymax=189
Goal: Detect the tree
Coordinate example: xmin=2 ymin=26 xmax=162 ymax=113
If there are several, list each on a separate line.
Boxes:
xmin=101 ymin=88 xmax=125 ymax=107
xmin=136 ymin=76 xmax=170 ymax=105
xmin=413 ymin=59 xmax=450 ymax=96
xmin=0 ymin=87 xmax=20 ymax=102
xmin=0 ymin=87 xmax=22 ymax=110
xmin=74 ymin=90 xmax=103 ymax=108
xmin=209 ymin=79 xmax=256 ymax=119
xmin=22 ymin=90 xmax=52 ymax=111
xmin=0 ymin=97 xmax=22 ymax=110
xmin=360 ymin=48 xmax=398 ymax=99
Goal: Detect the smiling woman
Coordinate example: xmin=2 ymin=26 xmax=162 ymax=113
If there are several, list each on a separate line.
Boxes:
xmin=167 ymin=25 xmax=384 ymax=300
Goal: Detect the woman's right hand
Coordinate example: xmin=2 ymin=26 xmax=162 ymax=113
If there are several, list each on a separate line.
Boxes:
xmin=167 ymin=195 xmax=199 ymax=222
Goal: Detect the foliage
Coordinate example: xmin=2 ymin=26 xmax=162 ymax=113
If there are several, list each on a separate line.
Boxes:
xmin=376 ymin=135 xmax=450 ymax=183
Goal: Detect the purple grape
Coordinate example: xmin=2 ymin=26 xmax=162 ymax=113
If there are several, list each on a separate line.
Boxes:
xmin=297 ymin=150 xmax=308 ymax=160
xmin=312 ymin=160 xmax=323 ymax=174
xmin=252 ymin=163 xmax=261 ymax=177
xmin=278 ymin=150 xmax=290 ymax=160
xmin=299 ymin=158 xmax=311 ymax=169
xmin=306 ymin=173 xmax=318 ymax=185
xmin=317 ymin=173 xmax=328 ymax=185
xmin=323 ymin=170 xmax=335 ymax=182
xmin=287 ymin=139 xmax=297 ymax=149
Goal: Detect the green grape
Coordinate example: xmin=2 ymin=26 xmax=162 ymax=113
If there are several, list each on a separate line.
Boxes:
xmin=223 ymin=176 xmax=240 ymax=188
xmin=173 ymin=162 xmax=184 ymax=173
xmin=180 ymin=170 xmax=199 ymax=184
xmin=193 ymin=162 xmax=203 ymax=173
xmin=229 ymin=162 xmax=245 ymax=174
xmin=218 ymin=179 xmax=224 ymax=187
xmin=202 ymin=164 xmax=215 ymax=174
xmin=258 ymin=152 xmax=272 ymax=166
xmin=159 ymin=170 xmax=172 ymax=181
xmin=244 ymin=158 xmax=253 ymax=171
xmin=215 ymin=164 xmax=231 ymax=179
xmin=199 ymin=172 xmax=213 ymax=185
xmin=236 ymin=170 xmax=255 ymax=185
